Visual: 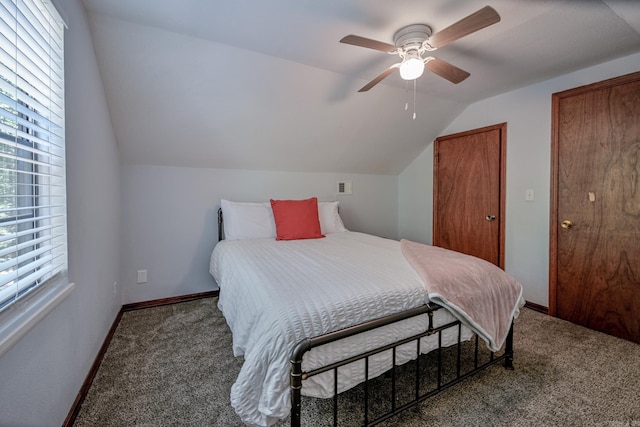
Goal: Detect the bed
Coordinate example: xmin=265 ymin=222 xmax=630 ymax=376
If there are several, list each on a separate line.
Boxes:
xmin=210 ymin=198 xmax=524 ymax=426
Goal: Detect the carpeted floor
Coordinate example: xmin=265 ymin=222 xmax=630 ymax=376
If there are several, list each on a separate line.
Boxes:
xmin=73 ymin=298 xmax=640 ymax=426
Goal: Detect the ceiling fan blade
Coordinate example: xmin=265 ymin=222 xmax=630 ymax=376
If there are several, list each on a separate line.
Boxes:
xmin=340 ymin=34 xmax=397 ymax=53
xmin=428 ymin=6 xmax=500 ymax=49
xmin=358 ymin=65 xmax=400 ymax=92
xmin=425 ymin=58 xmax=470 ymax=84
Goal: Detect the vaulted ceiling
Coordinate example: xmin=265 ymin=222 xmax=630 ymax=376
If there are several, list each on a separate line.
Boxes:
xmin=81 ymin=0 xmax=640 ymax=174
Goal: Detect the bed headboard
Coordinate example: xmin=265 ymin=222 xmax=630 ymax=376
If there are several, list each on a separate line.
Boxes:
xmin=217 ymin=208 xmax=224 ymax=242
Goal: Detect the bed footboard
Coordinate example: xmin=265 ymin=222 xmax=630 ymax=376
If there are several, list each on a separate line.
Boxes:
xmin=290 ymin=304 xmax=514 ymax=426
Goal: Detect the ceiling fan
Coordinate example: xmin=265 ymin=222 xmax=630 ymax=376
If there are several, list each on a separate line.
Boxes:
xmin=340 ymin=6 xmax=500 ymax=92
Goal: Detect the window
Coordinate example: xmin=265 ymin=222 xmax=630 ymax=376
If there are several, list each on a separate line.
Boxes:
xmin=0 ymin=0 xmax=66 ymax=313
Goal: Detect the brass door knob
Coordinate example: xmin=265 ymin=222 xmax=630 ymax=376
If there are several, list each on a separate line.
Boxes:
xmin=561 ymin=220 xmax=573 ymax=229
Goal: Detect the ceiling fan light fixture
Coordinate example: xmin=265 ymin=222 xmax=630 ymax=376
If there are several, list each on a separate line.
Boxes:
xmin=340 ymin=6 xmax=500 ymax=91
xmin=399 ymin=55 xmax=424 ymax=80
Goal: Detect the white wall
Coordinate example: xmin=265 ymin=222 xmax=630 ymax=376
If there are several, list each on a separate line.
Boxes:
xmin=399 ymin=52 xmax=640 ymax=307
xmin=120 ymin=165 xmax=398 ymax=303
xmin=0 ymin=0 xmax=122 ymax=425
xmin=398 ymin=147 xmax=436 ymax=245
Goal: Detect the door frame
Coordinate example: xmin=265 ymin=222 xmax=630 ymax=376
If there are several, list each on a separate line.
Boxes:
xmin=549 ymin=70 xmax=640 ymax=316
xmin=433 ymin=122 xmax=507 ymax=269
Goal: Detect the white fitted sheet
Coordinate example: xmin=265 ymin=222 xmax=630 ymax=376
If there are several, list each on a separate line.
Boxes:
xmin=210 ymin=232 xmax=470 ymax=426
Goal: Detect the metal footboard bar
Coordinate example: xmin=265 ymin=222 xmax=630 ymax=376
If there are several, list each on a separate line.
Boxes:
xmin=290 ymin=303 xmax=514 ymax=426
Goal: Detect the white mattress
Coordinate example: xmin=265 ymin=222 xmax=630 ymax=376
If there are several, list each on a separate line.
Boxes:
xmin=210 ymin=232 xmax=470 ymax=427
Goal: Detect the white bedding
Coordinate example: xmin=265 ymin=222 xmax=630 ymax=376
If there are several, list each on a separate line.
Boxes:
xmin=210 ymin=232 xmax=470 ymax=427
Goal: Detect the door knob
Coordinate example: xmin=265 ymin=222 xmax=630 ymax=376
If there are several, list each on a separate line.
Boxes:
xmin=561 ymin=220 xmax=573 ymax=229
xmin=485 ymin=215 xmax=496 ymax=221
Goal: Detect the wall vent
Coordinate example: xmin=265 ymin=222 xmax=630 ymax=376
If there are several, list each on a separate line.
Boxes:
xmin=337 ymin=180 xmax=352 ymax=195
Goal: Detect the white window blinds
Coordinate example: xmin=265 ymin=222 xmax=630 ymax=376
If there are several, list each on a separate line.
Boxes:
xmin=0 ymin=0 xmax=66 ymax=312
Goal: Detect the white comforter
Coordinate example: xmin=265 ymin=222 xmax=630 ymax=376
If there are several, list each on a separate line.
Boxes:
xmin=210 ymin=232 xmax=468 ymax=426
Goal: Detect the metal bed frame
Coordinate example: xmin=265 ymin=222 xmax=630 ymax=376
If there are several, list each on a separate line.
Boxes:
xmin=290 ymin=305 xmax=514 ymax=426
xmin=217 ymin=209 xmax=515 ymax=426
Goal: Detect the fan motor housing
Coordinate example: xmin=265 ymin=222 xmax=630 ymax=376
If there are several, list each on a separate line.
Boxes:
xmin=393 ymin=24 xmax=432 ymax=49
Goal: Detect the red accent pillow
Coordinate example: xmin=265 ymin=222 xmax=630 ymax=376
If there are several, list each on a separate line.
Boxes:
xmin=270 ymin=197 xmax=325 ymax=241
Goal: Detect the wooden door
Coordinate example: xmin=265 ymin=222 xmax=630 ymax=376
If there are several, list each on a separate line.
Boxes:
xmin=433 ymin=123 xmax=506 ymax=268
xmin=551 ymin=71 xmax=640 ymax=344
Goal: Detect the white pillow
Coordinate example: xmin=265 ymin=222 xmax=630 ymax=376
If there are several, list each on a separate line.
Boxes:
xmin=220 ymin=199 xmax=276 ymax=240
xmin=318 ymin=201 xmax=348 ymax=233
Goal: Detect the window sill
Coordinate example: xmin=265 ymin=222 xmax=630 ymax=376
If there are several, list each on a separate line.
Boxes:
xmin=0 ymin=277 xmax=75 ymax=358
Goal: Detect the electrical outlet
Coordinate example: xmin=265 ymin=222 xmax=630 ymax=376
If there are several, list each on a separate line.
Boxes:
xmin=113 ymin=281 xmax=118 ymax=295
xmin=525 ymin=189 xmax=535 ymax=201
xmin=137 ymin=270 xmax=148 ymax=284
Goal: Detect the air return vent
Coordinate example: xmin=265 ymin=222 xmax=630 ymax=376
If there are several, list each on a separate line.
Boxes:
xmin=337 ymin=180 xmax=352 ymax=195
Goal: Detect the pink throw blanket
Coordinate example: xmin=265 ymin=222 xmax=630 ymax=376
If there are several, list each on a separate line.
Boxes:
xmin=401 ymin=240 xmax=524 ymax=352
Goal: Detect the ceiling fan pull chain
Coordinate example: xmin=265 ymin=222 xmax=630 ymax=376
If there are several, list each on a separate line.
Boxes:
xmin=413 ymin=79 xmax=417 ymax=120
xmin=404 ymin=80 xmax=409 ymax=111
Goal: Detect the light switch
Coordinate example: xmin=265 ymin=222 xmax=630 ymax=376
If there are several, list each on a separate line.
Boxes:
xmin=337 ymin=180 xmax=352 ymax=195
xmin=137 ymin=269 xmax=148 ymax=284
xmin=525 ymin=189 xmax=535 ymax=201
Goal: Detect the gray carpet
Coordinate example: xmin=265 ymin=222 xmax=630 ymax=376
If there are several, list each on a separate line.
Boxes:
xmin=73 ymin=298 xmax=640 ymax=426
